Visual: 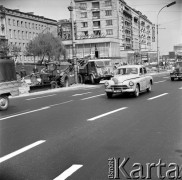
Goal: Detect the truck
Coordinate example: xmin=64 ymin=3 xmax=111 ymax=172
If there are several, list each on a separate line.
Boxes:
xmin=0 ymin=57 xmax=19 ymax=110
xmin=78 ymin=58 xmax=114 ymax=84
xmin=170 ymin=61 xmax=182 ymax=81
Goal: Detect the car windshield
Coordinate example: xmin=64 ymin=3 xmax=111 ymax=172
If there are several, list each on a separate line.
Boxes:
xmin=118 ymin=68 xmax=138 ymax=75
xmin=95 ymin=61 xmax=105 ymax=67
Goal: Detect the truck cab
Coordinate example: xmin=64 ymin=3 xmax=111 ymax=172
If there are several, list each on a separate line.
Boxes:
xmin=170 ymin=61 xmax=182 ymax=81
xmin=0 ymin=57 xmax=19 ymax=110
xmin=79 ymin=59 xmax=114 ymax=84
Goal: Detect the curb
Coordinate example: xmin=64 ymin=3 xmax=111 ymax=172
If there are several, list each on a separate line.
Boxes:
xmin=10 ymin=84 xmax=99 ymax=98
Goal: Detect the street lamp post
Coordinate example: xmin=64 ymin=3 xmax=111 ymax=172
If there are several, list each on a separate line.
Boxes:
xmin=68 ymin=0 xmax=78 ymax=84
xmin=157 ymin=1 xmax=176 ymax=72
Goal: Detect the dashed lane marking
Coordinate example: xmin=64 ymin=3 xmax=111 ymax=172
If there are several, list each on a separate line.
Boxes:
xmin=179 ymin=87 xmax=182 ymax=89
xmin=81 ymin=94 xmax=105 ymax=100
xmin=87 ymin=107 xmax=128 ymax=121
xmin=0 ymin=140 xmax=46 ymax=163
xmin=72 ymin=92 xmax=92 ymax=96
xmin=26 ymin=94 xmax=57 ymax=100
xmin=154 ymin=80 xmax=167 ymax=84
xmin=53 ymin=164 xmax=83 ymax=180
xmin=0 ymin=100 xmax=73 ymax=121
xmin=0 ymin=106 xmax=50 ymax=121
xmin=147 ymin=93 xmax=168 ymax=100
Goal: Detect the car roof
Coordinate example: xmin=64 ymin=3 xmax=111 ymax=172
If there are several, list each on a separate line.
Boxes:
xmin=117 ymin=65 xmax=144 ymax=69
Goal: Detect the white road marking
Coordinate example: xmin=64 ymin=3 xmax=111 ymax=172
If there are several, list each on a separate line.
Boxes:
xmin=163 ymin=77 xmax=169 ymax=79
xmin=179 ymin=87 xmax=182 ymax=89
xmin=48 ymin=100 xmax=73 ymax=107
xmin=154 ymin=80 xmax=167 ymax=84
xmin=0 ymin=106 xmax=50 ymax=121
xmin=87 ymin=107 xmax=128 ymax=121
xmin=0 ymin=140 xmax=46 ymax=163
xmin=26 ymin=94 xmax=57 ymax=100
xmin=72 ymin=92 xmax=92 ymax=96
xmin=147 ymin=93 xmax=168 ymax=100
xmin=54 ymin=164 xmax=83 ymax=180
xmin=81 ymin=94 xmax=105 ymax=100
xmin=0 ymin=100 xmax=73 ymax=121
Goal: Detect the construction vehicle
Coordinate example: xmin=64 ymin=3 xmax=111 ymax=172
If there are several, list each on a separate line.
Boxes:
xmin=78 ymin=58 xmax=114 ymax=84
xmin=24 ymin=61 xmax=82 ymax=88
xmin=0 ymin=57 xmax=19 ymax=110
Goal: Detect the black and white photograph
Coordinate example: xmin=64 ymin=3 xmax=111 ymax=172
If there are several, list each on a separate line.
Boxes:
xmin=0 ymin=0 xmax=182 ymax=179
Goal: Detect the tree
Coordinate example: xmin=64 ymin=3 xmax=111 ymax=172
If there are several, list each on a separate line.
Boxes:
xmin=0 ymin=39 xmax=9 ymax=57
xmin=25 ymin=32 xmax=66 ymax=64
xmin=9 ymin=44 xmax=21 ymax=65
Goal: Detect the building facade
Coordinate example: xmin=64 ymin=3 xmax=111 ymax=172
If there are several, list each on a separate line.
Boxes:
xmin=0 ymin=5 xmax=57 ymax=63
xmin=59 ymin=0 xmax=155 ymax=64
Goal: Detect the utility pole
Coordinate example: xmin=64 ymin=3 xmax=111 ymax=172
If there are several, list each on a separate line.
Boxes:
xmin=68 ymin=0 xmax=78 ymax=84
xmin=157 ymin=1 xmax=176 ymax=72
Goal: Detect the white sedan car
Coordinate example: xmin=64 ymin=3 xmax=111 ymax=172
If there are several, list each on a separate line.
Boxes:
xmin=105 ymin=65 xmax=153 ymax=98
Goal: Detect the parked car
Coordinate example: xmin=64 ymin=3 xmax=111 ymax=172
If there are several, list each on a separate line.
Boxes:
xmin=170 ymin=61 xmax=182 ymax=81
xmin=104 ymin=65 xmax=153 ymax=98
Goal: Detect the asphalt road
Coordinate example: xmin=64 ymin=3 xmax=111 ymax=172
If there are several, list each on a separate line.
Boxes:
xmin=0 ymin=73 xmax=182 ymax=180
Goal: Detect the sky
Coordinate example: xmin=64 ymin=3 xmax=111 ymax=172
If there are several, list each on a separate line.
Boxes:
xmin=0 ymin=0 xmax=182 ymax=55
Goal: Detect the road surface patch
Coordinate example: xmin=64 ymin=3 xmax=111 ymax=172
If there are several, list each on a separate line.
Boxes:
xmin=147 ymin=93 xmax=168 ymax=100
xmin=26 ymin=94 xmax=57 ymax=100
xmin=87 ymin=107 xmax=128 ymax=121
xmin=53 ymin=164 xmax=83 ymax=180
xmin=154 ymin=80 xmax=167 ymax=84
xmin=72 ymin=92 xmax=92 ymax=96
xmin=0 ymin=140 xmax=46 ymax=163
xmin=0 ymin=101 xmax=73 ymax=121
xmin=162 ymin=77 xmax=169 ymax=79
xmin=0 ymin=106 xmax=50 ymax=121
xmin=81 ymin=94 xmax=105 ymax=100
xmin=179 ymin=87 xmax=182 ymax=89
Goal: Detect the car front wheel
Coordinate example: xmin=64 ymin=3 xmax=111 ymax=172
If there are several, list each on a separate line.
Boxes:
xmin=134 ymin=85 xmax=140 ymax=97
xmin=106 ymin=92 xmax=113 ymax=98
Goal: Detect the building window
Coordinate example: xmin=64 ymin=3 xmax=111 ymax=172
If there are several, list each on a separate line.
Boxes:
xmin=93 ymin=21 xmax=100 ymax=28
xmin=80 ymin=3 xmax=87 ymax=10
xmin=105 ymin=10 xmax=112 ymax=16
xmin=17 ymin=20 xmax=20 ymax=27
xmin=36 ymin=24 xmax=38 ymax=30
xmin=8 ymin=19 xmax=11 ymax=25
xmin=25 ymin=22 xmax=27 ymax=28
xmin=92 ymin=2 xmax=100 ymax=9
xmin=106 ymin=20 xmax=112 ymax=26
xmin=92 ymin=11 xmax=100 ymax=19
xmin=21 ymin=21 xmax=23 ymax=27
xmin=32 ymin=23 xmax=34 ymax=29
xmin=9 ymin=29 xmax=12 ymax=38
xmin=18 ymin=30 xmax=21 ymax=39
xmin=105 ymin=0 xmax=112 ymax=6
xmin=14 ymin=30 xmax=16 ymax=39
xmin=81 ymin=12 xmax=87 ymax=18
xmin=29 ymin=23 xmax=31 ymax=29
xmin=22 ymin=31 xmax=24 ymax=39
xmin=93 ymin=30 xmax=101 ymax=36
xmin=13 ymin=19 xmax=16 ymax=26
xmin=82 ymin=22 xmax=88 ymax=28
xmin=82 ymin=31 xmax=88 ymax=36
xmin=106 ymin=29 xmax=113 ymax=35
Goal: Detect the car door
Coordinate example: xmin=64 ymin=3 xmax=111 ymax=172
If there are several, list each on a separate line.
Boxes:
xmin=139 ymin=67 xmax=146 ymax=91
xmin=142 ymin=67 xmax=148 ymax=90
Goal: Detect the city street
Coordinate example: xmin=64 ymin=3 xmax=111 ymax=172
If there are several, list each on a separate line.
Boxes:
xmin=0 ymin=73 xmax=182 ymax=179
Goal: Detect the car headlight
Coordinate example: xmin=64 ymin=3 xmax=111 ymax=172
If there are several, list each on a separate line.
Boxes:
xmin=105 ymin=81 xmax=109 ymax=88
xmin=129 ymin=81 xmax=134 ymax=86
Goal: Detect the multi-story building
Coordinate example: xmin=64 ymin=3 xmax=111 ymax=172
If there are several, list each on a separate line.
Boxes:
xmin=0 ymin=5 xmax=57 ymax=63
xmin=59 ymin=0 xmax=155 ymax=64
